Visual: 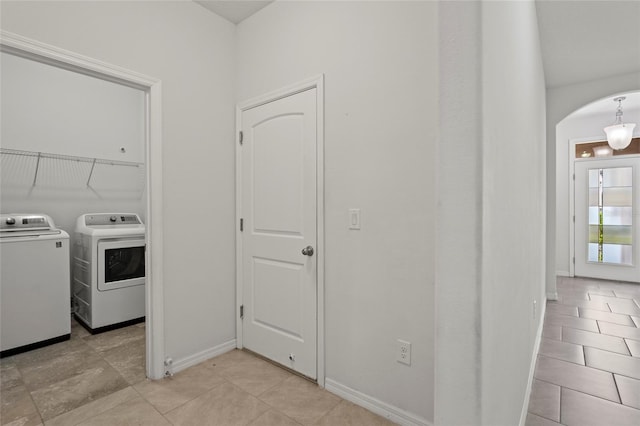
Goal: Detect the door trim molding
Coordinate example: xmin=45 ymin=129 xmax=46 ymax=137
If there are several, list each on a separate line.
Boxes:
xmin=0 ymin=30 xmax=166 ymax=380
xmin=570 ymin=134 xmax=640 ymax=280
xmin=573 ymin=154 xmax=640 ymax=281
xmin=235 ymin=75 xmax=325 ymax=386
xmin=568 ymin=136 xmax=607 ymax=278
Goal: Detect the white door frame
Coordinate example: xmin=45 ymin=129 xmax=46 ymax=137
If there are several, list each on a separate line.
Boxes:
xmin=569 ymin=136 xmax=607 ymax=277
xmin=0 ymin=31 xmax=166 ymax=380
xmin=235 ymin=75 xmax=325 ymax=386
xmin=574 ymin=155 xmax=640 ymax=281
xmin=570 ymin=135 xmax=640 ymax=280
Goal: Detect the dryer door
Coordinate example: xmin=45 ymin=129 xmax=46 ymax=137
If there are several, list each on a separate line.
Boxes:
xmin=98 ymin=238 xmax=145 ymax=291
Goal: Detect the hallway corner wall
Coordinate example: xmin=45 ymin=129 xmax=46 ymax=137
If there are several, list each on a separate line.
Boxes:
xmin=436 ymin=1 xmax=547 ymax=424
xmin=435 ymin=0 xmax=483 ymax=424
xmin=480 ymin=1 xmax=547 ymax=424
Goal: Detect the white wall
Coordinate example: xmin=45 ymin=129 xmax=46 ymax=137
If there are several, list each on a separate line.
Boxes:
xmin=1 ymin=0 xmax=237 ymax=362
xmin=480 ymin=2 xmax=547 ymax=425
xmin=435 ymin=1 xmax=482 ymax=423
xmin=555 ymin=107 xmax=640 ymax=276
xmin=437 ymin=2 xmax=547 ymax=425
xmin=1 ymin=51 xmax=145 ymax=162
xmin=237 ymin=1 xmax=436 ymax=422
xmin=546 ymin=71 xmax=640 ymax=296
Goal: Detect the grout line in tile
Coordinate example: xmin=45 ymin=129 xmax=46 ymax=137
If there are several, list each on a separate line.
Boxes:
xmin=539 ymin=340 xmax=585 ymax=366
xmin=559 ymin=386 xmax=563 ymax=425
xmin=225 ymin=380 xmax=280 ymax=424
xmin=609 ymin=371 xmax=640 ymax=382
xmin=579 ymin=357 xmax=640 ymax=383
xmin=143 ymin=387 xmax=178 ymax=426
xmin=568 ymin=340 xmax=631 ymax=357
xmin=273 ymin=409 xmax=304 ymax=426
xmin=596 ymin=318 xmax=640 ymax=328
xmin=27 ymin=386 xmax=45 ymax=426
xmin=623 ymin=339 xmax=635 ymax=357
xmin=163 ymin=375 xmax=230 ymax=417
xmin=532 ymin=407 xmax=562 ymax=423
xmin=612 ymin=371 xmax=623 ymax=407
xmin=534 ymin=356 xmax=622 ymax=404
xmin=562 ymin=385 xmax=627 ymax=411
xmin=254 ymin=378 xmax=288 ymax=399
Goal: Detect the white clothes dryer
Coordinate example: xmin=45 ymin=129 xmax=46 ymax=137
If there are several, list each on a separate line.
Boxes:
xmin=1 ymin=214 xmax=71 ymax=357
xmin=73 ymin=213 xmax=145 ymax=333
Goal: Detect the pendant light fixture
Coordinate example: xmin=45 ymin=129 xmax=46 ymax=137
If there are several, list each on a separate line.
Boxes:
xmin=604 ymin=96 xmax=636 ymax=150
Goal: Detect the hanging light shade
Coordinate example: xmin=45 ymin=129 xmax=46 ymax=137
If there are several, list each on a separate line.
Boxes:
xmin=604 ymin=96 xmax=636 ymax=150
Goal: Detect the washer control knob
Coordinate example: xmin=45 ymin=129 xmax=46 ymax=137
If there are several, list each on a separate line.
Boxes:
xmin=5 ymin=217 xmax=16 ymax=225
xmin=110 ymin=215 xmax=117 ymax=222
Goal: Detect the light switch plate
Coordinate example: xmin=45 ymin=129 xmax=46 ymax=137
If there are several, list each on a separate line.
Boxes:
xmin=349 ymin=209 xmax=360 ymax=230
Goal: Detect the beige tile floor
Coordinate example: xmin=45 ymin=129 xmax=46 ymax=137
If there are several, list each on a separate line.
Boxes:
xmin=1 ymin=319 xmax=393 ymax=426
xmin=525 ymin=276 xmax=640 ymax=426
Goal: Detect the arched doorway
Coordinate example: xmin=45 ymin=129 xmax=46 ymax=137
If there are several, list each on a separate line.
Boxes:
xmin=555 ymin=92 xmax=640 ymax=283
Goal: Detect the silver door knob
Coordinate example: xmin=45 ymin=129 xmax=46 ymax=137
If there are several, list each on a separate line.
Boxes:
xmin=301 ymin=246 xmax=314 ymax=256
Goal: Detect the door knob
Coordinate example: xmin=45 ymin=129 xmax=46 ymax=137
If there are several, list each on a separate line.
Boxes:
xmin=301 ymin=246 xmax=314 ymax=256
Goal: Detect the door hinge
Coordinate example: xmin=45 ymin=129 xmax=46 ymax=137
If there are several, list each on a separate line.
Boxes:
xmin=572 ymin=257 xmax=575 ymax=264
xmin=240 ymin=218 xmax=244 ymax=232
xmin=239 ymin=131 xmax=243 ymax=145
xmin=573 ymin=215 xmax=575 ymax=223
xmin=240 ymin=305 xmax=244 ymax=319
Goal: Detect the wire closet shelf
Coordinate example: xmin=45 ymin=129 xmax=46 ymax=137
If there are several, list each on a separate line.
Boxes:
xmin=0 ymin=148 xmax=145 ymax=191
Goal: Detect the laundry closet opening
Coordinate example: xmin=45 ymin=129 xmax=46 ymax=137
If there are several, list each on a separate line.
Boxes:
xmin=0 ymin=40 xmax=163 ymax=380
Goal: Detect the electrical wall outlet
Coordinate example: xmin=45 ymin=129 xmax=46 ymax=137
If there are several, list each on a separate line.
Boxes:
xmin=397 ymin=339 xmax=411 ymax=365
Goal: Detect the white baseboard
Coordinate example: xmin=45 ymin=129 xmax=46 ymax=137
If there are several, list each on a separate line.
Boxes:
xmin=556 ymin=270 xmax=570 ymax=277
xmin=518 ymin=296 xmax=546 ymax=426
xmin=170 ymin=339 xmax=236 ymax=375
xmin=546 ymin=292 xmax=558 ymax=301
xmin=324 ymin=378 xmax=431 ymax=426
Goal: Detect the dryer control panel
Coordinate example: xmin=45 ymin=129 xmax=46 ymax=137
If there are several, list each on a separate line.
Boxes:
xmin=84 ymin=214 xmax=142 ymax=226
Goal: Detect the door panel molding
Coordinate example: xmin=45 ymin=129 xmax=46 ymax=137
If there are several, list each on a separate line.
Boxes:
xmin=236 ymin=75 xmax=324 ymax=386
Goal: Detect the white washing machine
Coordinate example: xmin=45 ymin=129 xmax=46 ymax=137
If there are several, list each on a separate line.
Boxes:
xmin=73 ymin=213 xmax=145 ymax=333
xmin=1 ymin=214 xmax=71 ymax=357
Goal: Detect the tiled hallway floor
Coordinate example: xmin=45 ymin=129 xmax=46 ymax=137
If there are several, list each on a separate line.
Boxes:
xmin=1 ymin=319 xmax=392 ymax=426
xmin=526 ymin=276 xmax=640 ymax=426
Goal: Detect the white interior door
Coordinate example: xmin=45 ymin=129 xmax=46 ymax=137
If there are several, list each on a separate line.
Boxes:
xmin=240 ymin=88 xmax=317 ymax=379
xmin=575 ymin=157 xmax=640 ymax=282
